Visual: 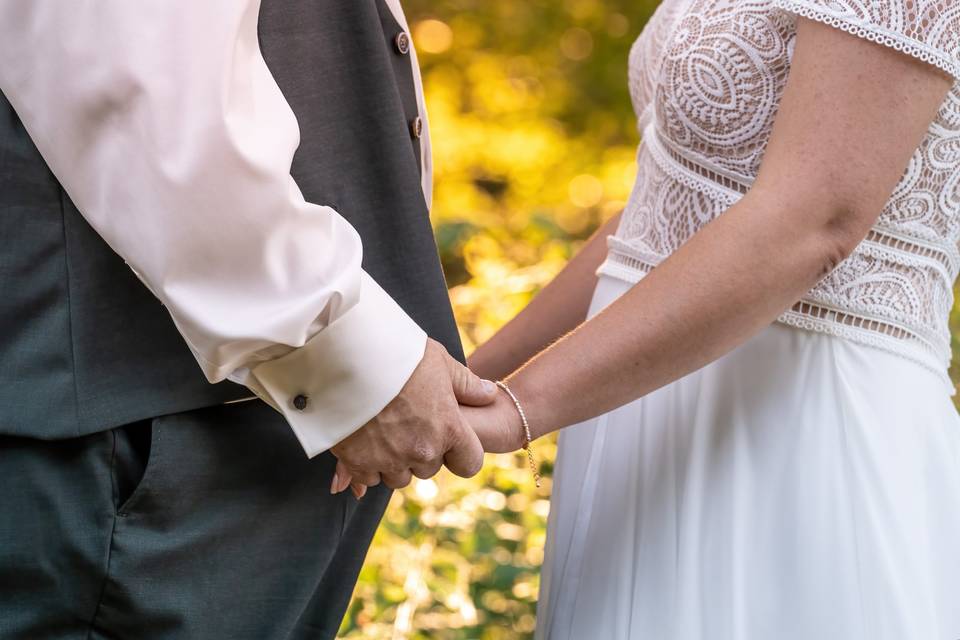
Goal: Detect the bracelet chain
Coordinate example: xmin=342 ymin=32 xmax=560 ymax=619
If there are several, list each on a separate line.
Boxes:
xmin=495 ymin=380 xmax=541 ymax=488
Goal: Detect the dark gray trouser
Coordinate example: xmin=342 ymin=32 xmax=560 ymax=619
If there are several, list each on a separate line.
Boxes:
xmin=0 ymin=401 xmax=390 ymax=639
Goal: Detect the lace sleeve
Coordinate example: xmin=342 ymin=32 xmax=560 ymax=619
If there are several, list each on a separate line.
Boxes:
xmin=772 ymin=0 xmax=960 ymax=80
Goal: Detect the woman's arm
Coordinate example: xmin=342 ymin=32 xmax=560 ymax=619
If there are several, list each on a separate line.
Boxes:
xmin=467 ymin=212 xmax=622 ymax=381
xmin=466 ymin=17 xmax=954 ymax=452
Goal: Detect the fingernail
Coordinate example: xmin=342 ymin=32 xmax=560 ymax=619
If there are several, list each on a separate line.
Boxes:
xmin=330 ymin=470 xmax=340 ymax=494
xmin=482 ymin=379 xmax=496 ymax=394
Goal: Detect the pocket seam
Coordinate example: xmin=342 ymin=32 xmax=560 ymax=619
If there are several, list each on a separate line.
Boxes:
xmin=116 ymin=416 xmax=161 ymax=517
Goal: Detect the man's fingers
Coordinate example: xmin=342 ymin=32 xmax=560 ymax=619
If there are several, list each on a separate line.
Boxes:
xmin=331 ymin=461 xmax=371 ymax=499
xmin=446 ymin=354 xmax=498 ymax=407
xmin=350 ymin=482 xmax=368 ymax=499
xmin=331 ymin=459 xmax=353 ymax=494
xmin=410 ymin=458 xmax=444 ymax=480
xmin=348 ymin=469 xmax=382 ymax=487
xmin=381 ymin=469 xmax=413 ymax=490
xmin=443 ymin=419 xmax=485 ymax=478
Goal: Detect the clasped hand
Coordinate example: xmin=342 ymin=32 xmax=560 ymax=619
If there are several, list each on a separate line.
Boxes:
xmin=330 ymin=339 xmax=523 ymax=498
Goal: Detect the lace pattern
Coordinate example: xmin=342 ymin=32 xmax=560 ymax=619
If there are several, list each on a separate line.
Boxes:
xmin=600 ymin=0 xmax=960 ymax=387
xmin=772 ymin=0 xmax=960 ymax=81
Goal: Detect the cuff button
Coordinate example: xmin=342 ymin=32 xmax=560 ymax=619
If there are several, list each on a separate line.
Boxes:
xmin=293 ymin=394 xmax=309 ymax=411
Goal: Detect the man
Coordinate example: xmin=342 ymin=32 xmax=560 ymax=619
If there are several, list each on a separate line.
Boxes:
xmin=0 ymin=1 xmax=496 ymax=637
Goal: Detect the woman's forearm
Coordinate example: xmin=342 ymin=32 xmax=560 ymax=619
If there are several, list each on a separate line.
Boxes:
xmin=461 ymin=18 xmax=952 ymax=456
xmin=507 ymin=190 xmax=854 ymax=439
xmin=467 ymin=212 xmax=621 ymax=381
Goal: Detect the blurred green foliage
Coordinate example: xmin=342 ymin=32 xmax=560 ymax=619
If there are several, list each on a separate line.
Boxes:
xmin=340 ymin=1 xmax=960 ymax=638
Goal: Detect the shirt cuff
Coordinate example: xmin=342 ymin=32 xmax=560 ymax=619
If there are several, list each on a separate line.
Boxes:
xmin=248 ymin=273 xmax=428 ymax=457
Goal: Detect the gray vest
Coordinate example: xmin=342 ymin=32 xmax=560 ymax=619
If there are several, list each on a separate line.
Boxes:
xmin=0 ymin=0 xmax=463 ymax=439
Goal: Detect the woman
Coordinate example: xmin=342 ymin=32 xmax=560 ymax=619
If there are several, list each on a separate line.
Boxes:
xmin=344 ymin=0 xmax=960 ymax=636
xmin=464 ymin=1 xmax=960 ymax=638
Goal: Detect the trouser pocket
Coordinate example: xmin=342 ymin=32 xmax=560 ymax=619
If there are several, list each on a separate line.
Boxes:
xmin=111 ymin=417 xmax=160 ymax=517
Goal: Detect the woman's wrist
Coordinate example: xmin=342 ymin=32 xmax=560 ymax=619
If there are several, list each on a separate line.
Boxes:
xmin=494 ymin=379 xmax=543 ymax=487
xmin=493 ymin=386 xmax=530 ymax=452
xmin=503 ymin=369 xmax=553 ymax=442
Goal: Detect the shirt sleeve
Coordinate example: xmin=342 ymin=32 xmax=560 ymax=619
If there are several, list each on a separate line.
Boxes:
xmin=772 ymin=0 xmax=960 ymax=81
xmin=0 ymin=1 xmax=428 ymax=457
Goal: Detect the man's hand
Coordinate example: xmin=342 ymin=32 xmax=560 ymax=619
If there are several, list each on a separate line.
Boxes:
xmin=329 ymin=339 xmax=497 ymax=495
xmin=459 ymin=388 xmax=525 ymax=455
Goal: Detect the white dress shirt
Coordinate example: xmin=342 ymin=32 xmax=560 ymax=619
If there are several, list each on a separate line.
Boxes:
xmin=0 ymin=0 xmax=433 ymax=457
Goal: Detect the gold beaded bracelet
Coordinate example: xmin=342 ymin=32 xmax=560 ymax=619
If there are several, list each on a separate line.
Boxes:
xmin=494 ymin=380 xmax=541 ymax=488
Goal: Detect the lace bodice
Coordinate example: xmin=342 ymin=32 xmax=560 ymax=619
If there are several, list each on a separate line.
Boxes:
xmin=599 ymin=0 xmax=960 ymax=386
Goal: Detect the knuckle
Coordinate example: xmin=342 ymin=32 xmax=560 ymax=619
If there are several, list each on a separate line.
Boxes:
xmin=388 ymin=474 xmax=412 ymax=490
xmin=356 ymin=472 xmax=380 ymax=486
xmin=412 ymin=440 xmax=438 ymax=463
xmin=410 ymin=458 xmax=438 ymax=479
xmin=411 ymin=467 xmax=430 ymax=480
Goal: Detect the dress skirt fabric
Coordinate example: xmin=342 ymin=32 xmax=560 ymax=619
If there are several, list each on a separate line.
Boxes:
xmin=535 ymin=274 xmax=960 ymax=640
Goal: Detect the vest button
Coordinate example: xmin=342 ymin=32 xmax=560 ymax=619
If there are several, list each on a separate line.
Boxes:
xmin=292 ymin=394 xmax=309 ymax=411
xmin=410 ymin=116 xmax=423 ymax=139
xmin=394 ymin=32 xmax=410 ymax=55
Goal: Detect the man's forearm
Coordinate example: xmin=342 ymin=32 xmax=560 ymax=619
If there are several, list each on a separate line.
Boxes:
xmin=0 ymin=1 xmax=427 ymax=457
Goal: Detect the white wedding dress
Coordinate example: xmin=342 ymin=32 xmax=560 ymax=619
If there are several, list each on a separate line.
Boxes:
xmin=536 ymin=1 xmax=960 ymax=638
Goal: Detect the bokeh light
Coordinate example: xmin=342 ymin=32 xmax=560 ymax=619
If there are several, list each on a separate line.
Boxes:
xmin=414 ymin=19 xmax=454 ymax=54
